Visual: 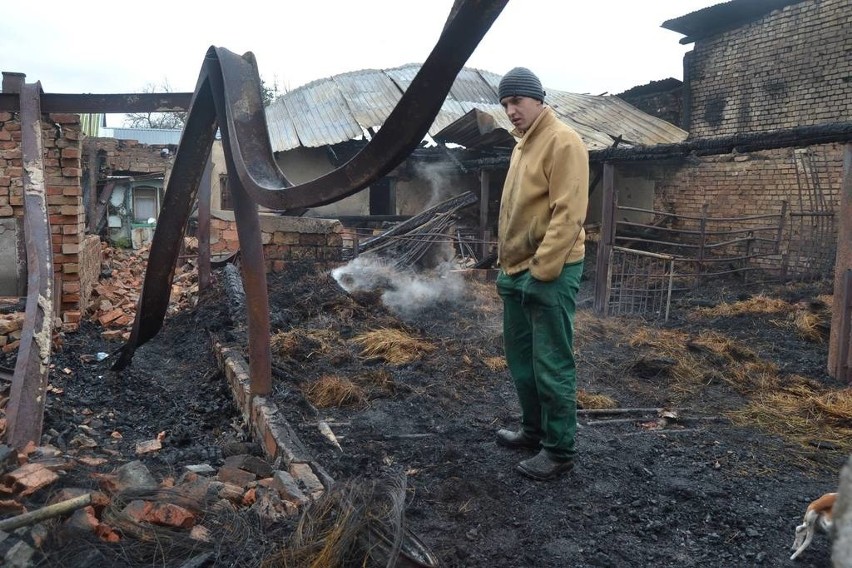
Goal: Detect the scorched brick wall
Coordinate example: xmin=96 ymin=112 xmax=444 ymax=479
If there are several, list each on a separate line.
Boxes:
xmin=687 ymin=0 xmax=851 ymax=137
xmin=0 ymin=111 xmax=92 ymax=330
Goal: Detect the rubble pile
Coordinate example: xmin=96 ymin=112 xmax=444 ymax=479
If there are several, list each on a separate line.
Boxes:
xmin=0 ymin=441 xmax=323 ymax=566
xmin=0 ymin=309 xmax=25 ymax=355
xmin=86 ymin=240 xmax=201 ymax=342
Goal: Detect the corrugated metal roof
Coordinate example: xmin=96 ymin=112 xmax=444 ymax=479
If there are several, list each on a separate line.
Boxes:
xmin=333 ymin=69 xmax=402 ymax=133
xmin=265 ymin=64 xmax=688 ymax=153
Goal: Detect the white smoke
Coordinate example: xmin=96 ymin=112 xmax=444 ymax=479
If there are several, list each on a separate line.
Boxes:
xmin=331 ymin=255 xmax=465 ymax=317
xmin=413 ymin=162 xmax=455 ymax=211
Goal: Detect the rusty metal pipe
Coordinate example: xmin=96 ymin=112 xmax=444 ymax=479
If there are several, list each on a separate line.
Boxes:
xmin=217 ymin=0 xmax=508 ymax=210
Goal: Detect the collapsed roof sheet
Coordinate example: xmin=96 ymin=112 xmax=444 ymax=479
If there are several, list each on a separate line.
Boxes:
xmin=265 ymin=64 xmax=688 ymax=152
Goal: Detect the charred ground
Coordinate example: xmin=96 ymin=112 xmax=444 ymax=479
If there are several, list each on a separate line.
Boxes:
xmin=3 ymin=252 xmax=846 ymax=567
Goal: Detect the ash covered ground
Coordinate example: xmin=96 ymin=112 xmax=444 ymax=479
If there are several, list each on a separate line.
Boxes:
xmin=4 ymin=251 xmax=846 ymax=567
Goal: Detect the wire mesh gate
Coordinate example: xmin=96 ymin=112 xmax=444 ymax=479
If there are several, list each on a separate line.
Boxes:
xmin=595 ymin=146 xmax=842 ymax=320
xmin=605 ymin=247 xmax=675 ymax=321
xmin=783 ymin=147 xmax=839 ymax=279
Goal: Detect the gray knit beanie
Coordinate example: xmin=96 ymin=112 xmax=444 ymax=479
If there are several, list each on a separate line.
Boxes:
xmin=498 ymin=67 xmax=545 ymax=102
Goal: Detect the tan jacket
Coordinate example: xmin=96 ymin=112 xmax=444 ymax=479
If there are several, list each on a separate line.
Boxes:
xmin=497 ymin=107 xmax=589 ymax=281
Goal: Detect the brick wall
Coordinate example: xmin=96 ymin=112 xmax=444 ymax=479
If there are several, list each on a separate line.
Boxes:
xmin=616 ymin=142 xmax=844 ymax=271
xmin=210 ymin=214 xmax=344 ymax=272
xmin=70 ymin=235 xmax=103 ymax=329
xmin=0 ymin=111 xmax=95 ymax=331
xmin=687 ymin=0 xmax=851 ymax=137
xmin=92 ymin=138 xmax=173 ymax=175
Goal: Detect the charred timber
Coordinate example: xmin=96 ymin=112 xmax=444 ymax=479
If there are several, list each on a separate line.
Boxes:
xmin=5 ymin=83 xmax=54 ymax=449
xmin=357 ymin=191 xmax=478 ymax=254
xmin=222 ymin=264 xmax=247 ymax=329
xmin=590 ymin=122 xmax=852 ymax=162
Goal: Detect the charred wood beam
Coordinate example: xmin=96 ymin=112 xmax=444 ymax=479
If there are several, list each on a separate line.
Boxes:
xmin=0 ymin=92 xmax=193 ymax=113
xmin=5 ymin=82 xmax=55 ymax=450
xmin=89 ymin=181 xmax=116 ymax=234
xmin=358 ymin=191 xmax=478 ymax=253
xmin=222 ymin=264 xmax=247 ymax=329
xmin=590 ymin=122 xmax=852 ymax=163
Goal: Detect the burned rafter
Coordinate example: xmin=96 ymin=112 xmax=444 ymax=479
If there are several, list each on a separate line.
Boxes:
xmin=589 ymin=122 xmax=852 ymax=163
xmin=358 ymin=191 xmax=478 ymax=254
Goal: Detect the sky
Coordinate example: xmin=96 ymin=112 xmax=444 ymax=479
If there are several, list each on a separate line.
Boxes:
xmin=1 ymin=1 xmax=720 ymax=127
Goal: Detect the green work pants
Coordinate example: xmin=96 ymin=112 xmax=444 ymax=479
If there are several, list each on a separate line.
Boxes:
xmin=496 ymin=261 xmax=583 ymax=460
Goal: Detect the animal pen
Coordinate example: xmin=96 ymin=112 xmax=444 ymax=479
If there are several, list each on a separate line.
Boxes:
xmin=593 ymin=128 xmax=851 ymax=323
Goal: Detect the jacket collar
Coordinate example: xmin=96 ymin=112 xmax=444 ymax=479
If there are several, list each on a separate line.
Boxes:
xmin=511 ymin=106 xmax=555 ymax=140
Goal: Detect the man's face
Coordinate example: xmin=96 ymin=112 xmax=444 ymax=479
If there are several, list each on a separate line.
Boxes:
xmin=500 ymin=96 xmax=544 ymax=133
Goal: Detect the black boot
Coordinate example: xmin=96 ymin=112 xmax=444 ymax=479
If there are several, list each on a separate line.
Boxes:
xmin=516 ymin=449 xmax=574 ymax=480
xmin=496 ymin=429 xmax=541 ymax=450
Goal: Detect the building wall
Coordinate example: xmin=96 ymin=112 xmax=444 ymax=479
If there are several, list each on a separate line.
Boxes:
xmin=209 ymin=212 xmax=343 ymax=271
xmin=687 ymin=0 xmax=851 ymax=137
xmin=618 ymin=143 xmax=844 ymax=223
xmin=617 ymin=79 xmax=684 ymax=128
xmin=210 ymin=144 xmax=371 ymax=217
xmin=279 ymin=146 xmax=370 ymax=217
xmin=86 ymin=138 xmax=173 ymax=248
xmin=93 ymin=138 xmax=174 ymax=176
xmin=611 ymin=143 xmax=843 ymax=279
xmin=0 ymin=111 xmax=95 ymax=330
xmin=394 ymin=162 xmax=479 ymax=216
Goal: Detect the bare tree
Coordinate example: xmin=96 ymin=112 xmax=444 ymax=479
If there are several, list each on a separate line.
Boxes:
xmin=123 ymin=75 xmax=287 ymax=130
xmin=124 ymin=79 xmax=187 ymax=129
xmin=261 ymin=74 xmax=288 ymax=106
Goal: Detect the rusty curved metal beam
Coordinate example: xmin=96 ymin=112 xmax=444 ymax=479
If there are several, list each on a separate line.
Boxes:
xmin=214 ymin=0 xmax=508 ymax=210
xmin=112 ymin=0 xmax=507 ymax=373
xmin=6 ymin=82 xmax=55 ymax=449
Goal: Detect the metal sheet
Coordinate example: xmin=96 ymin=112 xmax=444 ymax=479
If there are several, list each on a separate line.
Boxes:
xmin=281 ymin=79 xmax=362 ymax=148
xmin=264 ymin=101 xmax=300 ymax=151
xmin=334 ymin=70 xmax=402 ymax=134
xmin=268 ymin=64 xmax=687 ymax=153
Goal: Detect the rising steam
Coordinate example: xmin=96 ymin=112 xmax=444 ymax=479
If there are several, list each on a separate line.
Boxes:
xmin=331 ymin=255 xmax=465 ymax=318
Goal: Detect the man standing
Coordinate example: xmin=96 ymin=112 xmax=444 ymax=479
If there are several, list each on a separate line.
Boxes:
xmin=494 ymin=67 xmax=588 ymax=481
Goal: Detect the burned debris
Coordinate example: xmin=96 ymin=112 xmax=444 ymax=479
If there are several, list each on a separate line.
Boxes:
xmin=0 ymin=0 xmax=849 ymax=565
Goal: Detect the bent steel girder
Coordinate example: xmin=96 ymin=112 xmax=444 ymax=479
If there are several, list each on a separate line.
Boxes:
xmin=216 ymin=0 xmax=508 ymax=210
xmin=112 ymin=0 xmax=507 ymax=374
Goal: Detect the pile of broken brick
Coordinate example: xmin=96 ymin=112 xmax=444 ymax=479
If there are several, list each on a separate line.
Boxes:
xmin=87 ymin=240 xmax=200 ymax=342
xmin=0 ymin=310 xmax=25 ymax=356
xmin=0 ymin=240 xmax=200 ymax=354
xmin=0 ymin=441 xmax=325 ymax=566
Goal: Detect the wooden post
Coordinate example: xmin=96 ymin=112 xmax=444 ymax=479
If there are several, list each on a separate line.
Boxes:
xmin=594 ymin=163 xmax=616 ymax=315
xmin=776 ymin=200 xmax=788 ymax=279
xmin=837 ymin=270 xmax=852 ymax=383
xmin=829 ymin=143 xmax=852 ymax=380
xmin=84 ymin=138 xmax=98 ymax=232
xmin=696 ymin=203 xmax=708 ymax=285
xmin=479 ymin=169 xmax=490 ymax=259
